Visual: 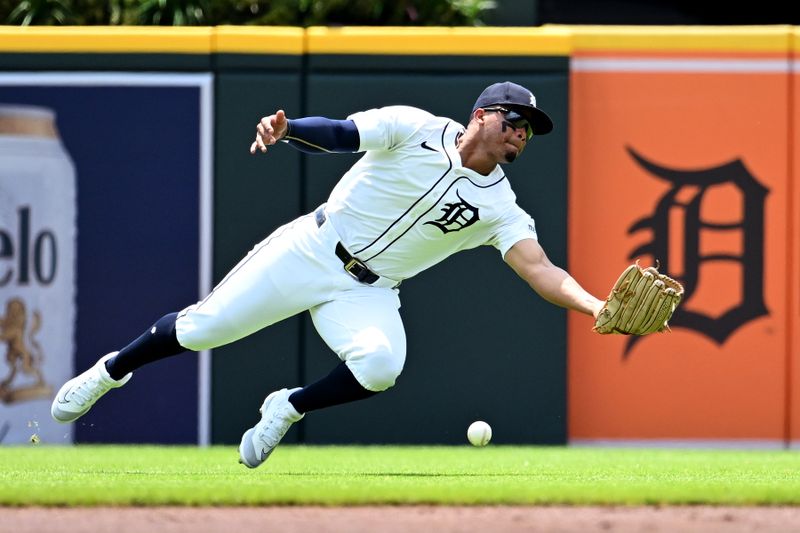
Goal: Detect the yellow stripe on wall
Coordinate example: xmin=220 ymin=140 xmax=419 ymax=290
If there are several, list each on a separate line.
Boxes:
xmin=305 ymin=26 xmax=572 ymax=56
xmin=0 ymin=25 xmax=795 ymax=56
xmin=561 ymin=24 xmax=792 ymax=53
xmin=213 ymin=26 xmax=304 ymax=55
xmin=0 ymin=26 xmax=305 ymax=55
xmin=0 ymin=26 xmax=213 ymax=53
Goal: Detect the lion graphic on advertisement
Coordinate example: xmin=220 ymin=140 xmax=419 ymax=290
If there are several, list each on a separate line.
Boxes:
xmin=0 ymin=298 xmax=51 ymax=404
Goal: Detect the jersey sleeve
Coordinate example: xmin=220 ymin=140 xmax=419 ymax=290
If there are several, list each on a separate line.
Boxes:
xmin=489 ymin=203 xmax=539 ymax=258
xmin=348 ymin=106 xmax=434 ymax=152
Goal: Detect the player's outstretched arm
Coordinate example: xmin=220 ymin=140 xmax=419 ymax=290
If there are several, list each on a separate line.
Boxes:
xmin=505 ymin=238 xmax=603 ymax=319
xmin=250 ymin=111 xmax=360 ymax=155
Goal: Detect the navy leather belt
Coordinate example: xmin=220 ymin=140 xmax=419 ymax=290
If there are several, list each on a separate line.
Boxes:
xmin=315 ymin=207 xmax=380 ymax=285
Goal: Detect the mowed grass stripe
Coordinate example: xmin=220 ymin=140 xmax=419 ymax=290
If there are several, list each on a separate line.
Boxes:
xmin=1 ymin=445 xmax=798 ymax=506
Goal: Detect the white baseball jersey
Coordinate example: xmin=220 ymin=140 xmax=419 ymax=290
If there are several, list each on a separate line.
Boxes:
xmin=325 ymin=105 xmax=538 ymax=281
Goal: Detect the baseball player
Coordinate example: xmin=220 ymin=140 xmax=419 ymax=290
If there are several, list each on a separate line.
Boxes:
xmin=51 ymin=81 xmax=605 ymax=468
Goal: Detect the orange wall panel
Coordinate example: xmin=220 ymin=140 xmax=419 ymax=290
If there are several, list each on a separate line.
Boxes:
xmin=790 ymin=30 xmax=800 ymax=448
xmin=568 ymin=60 xmax=790 ymax=442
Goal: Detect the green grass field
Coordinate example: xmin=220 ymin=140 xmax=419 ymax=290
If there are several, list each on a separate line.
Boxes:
xmin=1 ymin=445 xmax=798 ymax=506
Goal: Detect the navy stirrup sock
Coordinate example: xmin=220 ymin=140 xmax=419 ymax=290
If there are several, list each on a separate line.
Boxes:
xmin=105 ymin=312 xmax=189 ymax=380
xmin=289 ymin=362 xmax=377 ymax=414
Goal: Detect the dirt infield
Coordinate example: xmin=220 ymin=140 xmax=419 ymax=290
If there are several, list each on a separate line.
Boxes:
xmin=3 ymin=506 xmax=800 ymax=533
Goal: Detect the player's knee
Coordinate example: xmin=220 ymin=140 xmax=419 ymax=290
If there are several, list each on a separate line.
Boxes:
xmin=174 ymin=306 xmax=220 ymax=351
xmin=349 ymin=351 xmax=404 ymax=392
xmin=344 ymin=327 xmax=406 ymax=392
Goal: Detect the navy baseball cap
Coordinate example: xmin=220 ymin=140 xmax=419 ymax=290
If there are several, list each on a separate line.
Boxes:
xmin=472 ymin=81 xmax=553 ymax=135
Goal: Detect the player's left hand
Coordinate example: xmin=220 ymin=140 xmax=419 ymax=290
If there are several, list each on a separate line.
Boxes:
xmin=250 ymin=110 xmax=288 ymax=154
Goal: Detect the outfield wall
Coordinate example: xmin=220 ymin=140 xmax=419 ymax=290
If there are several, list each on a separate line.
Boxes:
xmin=0 ymin=25 xmax=796 ymax=448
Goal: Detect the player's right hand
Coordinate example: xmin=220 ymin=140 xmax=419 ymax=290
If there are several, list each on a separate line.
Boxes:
xmin=250 ymin=110 xmax=288 ymax=154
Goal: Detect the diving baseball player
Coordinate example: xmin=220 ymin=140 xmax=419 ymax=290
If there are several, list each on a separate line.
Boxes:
xmin=51 ymin=81 xmax=605 ymax=468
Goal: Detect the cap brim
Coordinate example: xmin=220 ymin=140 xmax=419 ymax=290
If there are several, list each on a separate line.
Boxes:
xmin=508 ymin=105 xmax=553 ymax=135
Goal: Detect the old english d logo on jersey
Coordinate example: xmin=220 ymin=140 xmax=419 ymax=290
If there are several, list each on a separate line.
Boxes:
xmin=425 ymin=190 xmax=480 ymax=234
xmin=624 ymin=147 xmax=769 ymax=354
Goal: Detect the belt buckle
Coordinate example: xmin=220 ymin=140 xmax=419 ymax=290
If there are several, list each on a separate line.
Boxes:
xmin=344 ymin=258 xmax=364 ymax=280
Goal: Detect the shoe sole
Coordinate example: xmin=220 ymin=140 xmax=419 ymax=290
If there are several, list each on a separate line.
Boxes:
xmin=238 ymin=392 xmax=284 ymax=469
xmin=50 ymin=381 xmax=90 ymax=423
xmin=51 ymin=405 xmax=89 ymax=423
xmin=238 ymin=428 xmax=260 ymax=468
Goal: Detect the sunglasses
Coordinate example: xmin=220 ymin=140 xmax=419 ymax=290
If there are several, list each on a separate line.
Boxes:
xmin=482 ymin=106 xmax=533 ymax=141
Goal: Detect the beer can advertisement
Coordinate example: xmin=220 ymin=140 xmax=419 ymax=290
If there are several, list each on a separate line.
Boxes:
xmin=0 ymin=74 xmax=211 ymax=445
xmin=0 ymin=105 xmax=75 ymax=445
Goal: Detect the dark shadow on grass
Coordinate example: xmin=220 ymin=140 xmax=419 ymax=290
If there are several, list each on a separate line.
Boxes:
xmin=270 ymin=473 xmax=530 ymax=477
xmin=88 ymin=471 xmax=531 ymax=477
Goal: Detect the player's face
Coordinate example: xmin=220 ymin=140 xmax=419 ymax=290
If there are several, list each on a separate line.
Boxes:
xmin=481 ymin=107 xmax=531 ymax=163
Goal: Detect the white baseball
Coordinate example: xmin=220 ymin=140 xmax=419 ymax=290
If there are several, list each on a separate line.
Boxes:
xmin=467 ymin=420 xmax=492 ymax=446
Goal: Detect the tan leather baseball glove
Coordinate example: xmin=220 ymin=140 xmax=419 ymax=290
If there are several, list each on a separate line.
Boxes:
xmin=593 ymin=262 xmax=684 ymax=335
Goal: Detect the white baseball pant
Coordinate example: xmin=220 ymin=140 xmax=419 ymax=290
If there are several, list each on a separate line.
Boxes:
xmin=174 ymin=209 xmax=406 ymax=392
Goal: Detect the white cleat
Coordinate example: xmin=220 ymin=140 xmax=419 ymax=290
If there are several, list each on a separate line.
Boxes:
xmin=238 ymin=387 xmax=304 ymax=469
xmin=51 ymin=352 xmax=132 ymax=423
